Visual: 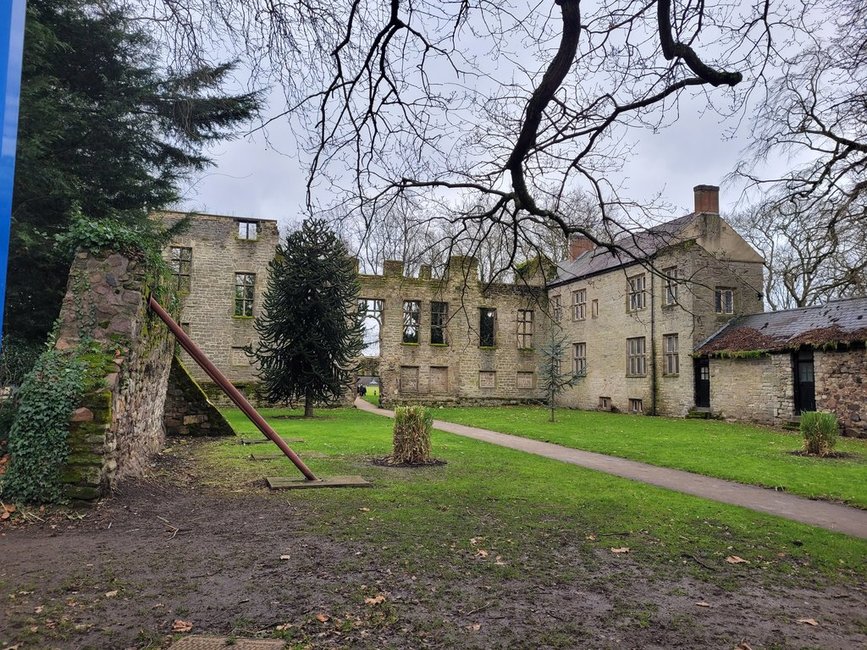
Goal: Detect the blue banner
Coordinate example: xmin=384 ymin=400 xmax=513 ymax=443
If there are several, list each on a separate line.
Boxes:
xmin=0 ymin=0 xmax=26 ymax=352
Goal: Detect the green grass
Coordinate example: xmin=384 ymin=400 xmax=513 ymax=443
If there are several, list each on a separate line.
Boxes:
xmin=361 ymin=384 xmax=379 ymax=406
xmin=426 ymin=406 xmax=867 ymax=507
xmin=208 ymin=407 xmax=867 ymax=586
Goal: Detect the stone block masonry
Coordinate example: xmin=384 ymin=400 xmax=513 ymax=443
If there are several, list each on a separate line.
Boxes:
xmin=815 ymin=347 xmax=867 ymax=438
xmin=164 ymin=357 xmax=234 ymax=436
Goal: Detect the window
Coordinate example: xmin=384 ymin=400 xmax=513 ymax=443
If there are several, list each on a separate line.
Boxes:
xmin=599 ymin=396 xmax=611 ymax=410
xmin=234 ymin=273 xmax=255 ymax=317
xmin=402 ymin=300 xmax=421 ymax=343
xmin=517 ymin=309 xmax=534 ymax=348
xmin=572 ymin=289 xmax=587 ymax=320
xmin=715 ymin=288 xmax=734 ymax=314
xmin=629 ymin=398 xmax=644 ymax=414
xmin=169 ymin=247 xmax=192 ymax=292
xmin=359 ymin=298 xmax=384 ymax=357
xmin=627 ymin=274 xmax=646 ymax=311
xmin=627 ymin=337 xmax=647 ymax=376
xmin=479 ymin=370 xmax=496 ymax=388
xmin=516 ymin=372 xmax=535 ymax=389
xmin=479 ymin=308 xmax=496 ymax=347
xmin=237 ymin=220 xmax=258 ymax=240
xmin=551 ymin=295 xmax=562 ymax=322
xmin=573 ymin=342 xmax=587 ymax=376
xmin=663 ymin=334 xmax=679 ymax=375
xmin=663 ymin=267 xmax=678 ymax=306
xmin=430 ymin=301 xmax=448 ymax=345
xmin=591 ymin=299 xmax=599 ymax=318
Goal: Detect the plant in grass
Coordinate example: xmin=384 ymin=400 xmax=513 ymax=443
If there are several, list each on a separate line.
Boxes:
xmin=539 ymin=326 xmax=583 ymax=422
xmin=387 ymin=406 xmax=436 ymax=465
xmin=800 ymin=411 xmax=839 ymax=457
xmin=248 ymin=219 xmax=364 ymax=417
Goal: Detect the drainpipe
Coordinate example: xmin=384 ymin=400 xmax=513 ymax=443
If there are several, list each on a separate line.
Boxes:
xmin=650 ymin=272 xmax=658 ymax=416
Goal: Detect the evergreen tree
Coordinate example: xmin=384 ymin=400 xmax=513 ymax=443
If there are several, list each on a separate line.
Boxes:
xmin=539 ymin=325 xmax=583 ymax=422
xmin=250 ymin=219 xmax=364 ymax=417
xmin=5 ymin=0 xmax=260 ymax=343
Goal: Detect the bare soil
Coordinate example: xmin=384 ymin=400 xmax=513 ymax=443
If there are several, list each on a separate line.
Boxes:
xmin=1 ymin=443 xmax=865 ymax=650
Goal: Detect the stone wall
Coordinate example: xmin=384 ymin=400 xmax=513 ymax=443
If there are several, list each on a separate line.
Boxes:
xmin=815 ymin=347 xmax=867 ymax=437
xmin=358 ymin=257 xmax=549 ymax=406
xmin=707 ymin=355 xmax=794 ymax=425
xmin=57 ymin=251 xmax=175 ymax=501
xmin=163 ymin=357 xmax=234 ymax=436
xmin=156 ymin=211 xmax=279 ymax=390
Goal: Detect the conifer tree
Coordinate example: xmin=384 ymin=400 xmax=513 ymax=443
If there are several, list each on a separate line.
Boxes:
xmin=250 ymin=219 xmax=364 ymax=417
xmin=539 ymin=325 xmax=583 ymax=422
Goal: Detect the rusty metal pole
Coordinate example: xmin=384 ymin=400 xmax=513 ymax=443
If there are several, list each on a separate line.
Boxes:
xmin=148 ymin=295 xmax=318 ymax=481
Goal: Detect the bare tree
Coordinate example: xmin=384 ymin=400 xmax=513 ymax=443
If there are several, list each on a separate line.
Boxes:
xmin=731 ymin=199 xmax=867 ymax=310
xmin=737 ymin=0 xmax=866 ymax=230
xmin=136 ymin=1 xmax=809 ymax=276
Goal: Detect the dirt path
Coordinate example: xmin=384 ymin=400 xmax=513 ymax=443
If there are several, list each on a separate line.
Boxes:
xmin=355 ymin=398 xmax=867 ymax=539
xmin=1 ymin=443 xmax=866 ymax=649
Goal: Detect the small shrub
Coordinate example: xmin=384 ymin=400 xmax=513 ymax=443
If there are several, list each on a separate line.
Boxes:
xmin=800 ymin=411 xmax=839 ymax=457
xmin=391 ymin=406 xmax=433 ymax=465
xmin=0 ymin=337 xmax=45 ymax=449
xmin=0 ymin=349 xmax=86 ymax=503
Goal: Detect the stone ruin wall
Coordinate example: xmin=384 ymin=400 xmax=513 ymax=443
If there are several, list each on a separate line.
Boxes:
xmin=57 ymin=250 xmax=231 ymax=502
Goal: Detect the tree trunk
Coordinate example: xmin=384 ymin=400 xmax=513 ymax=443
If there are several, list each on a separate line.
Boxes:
xmin=304 ymin=390 xmax=314 ymax=417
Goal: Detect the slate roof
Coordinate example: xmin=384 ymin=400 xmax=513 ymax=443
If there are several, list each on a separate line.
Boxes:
xmin=550 ymin=213 xmax=698 ymax=286
xmin=697 ymin=297 xmax=867 ymax=355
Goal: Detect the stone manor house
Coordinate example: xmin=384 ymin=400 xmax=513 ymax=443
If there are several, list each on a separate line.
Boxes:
xmin=157 ymin=185 xmax=867 ymax=435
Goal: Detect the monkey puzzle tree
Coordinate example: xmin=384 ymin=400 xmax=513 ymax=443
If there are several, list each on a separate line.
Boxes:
xmin=539 ymin=325 xmax=584 ymax=422
xmin=249 ymin=219 xmax=364 ymax=417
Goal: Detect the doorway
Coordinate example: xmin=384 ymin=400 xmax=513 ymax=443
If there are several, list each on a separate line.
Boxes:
xmin=694 ymin=357 xmax=710 ymax=408
xmin=793 ymin=348 xmax=816 ymax=413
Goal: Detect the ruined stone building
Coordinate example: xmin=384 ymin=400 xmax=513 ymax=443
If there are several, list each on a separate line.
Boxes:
xmin=156 ymin=211 xmax=280 ymax=397
xmin=155 ymin=185 xmax=866 ymax=435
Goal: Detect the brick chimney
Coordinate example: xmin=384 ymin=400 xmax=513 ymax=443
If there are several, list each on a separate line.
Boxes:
xmin=568 ymin=234 xmax=595 ymax=261
xmin=693 ymin=184 xmax=720 ymax=214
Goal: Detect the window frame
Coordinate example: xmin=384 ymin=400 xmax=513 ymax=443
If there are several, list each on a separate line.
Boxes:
xmin=715 ymin=287 xmax=734 ymax=314
xmin=169 ymin=246 xmax=192 ymax=292
xmin=517 ymin=309 xmax=534 ymax=349
xmin=430 ymin=301 xmax=449 ymax=345
xmin=627 ymin=274 xmax=647 ymax=312
xmin=237 ymin=220 xmax=258 ymax=240
xmin=626 ymin=336 xmax=647 ymax=376
xmin=234 ymin=272 xmax=256 ymax=317
xmin=572 ymin=288 xmax=587 ymax=321
xmin=551 ymin=295 xmax=562 ymax=323
xmin=573 ymin=342 xmax=587 ymax=376
xmin=663 ymin=266 xmax=679 ymax=306
xmin=402 ymin=300 xmax=421 ymax=344
xmin=663 ymin=333 xmax=679 ymax=375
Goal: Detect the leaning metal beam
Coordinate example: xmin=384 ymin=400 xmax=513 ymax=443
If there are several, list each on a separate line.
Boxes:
xmin=148 ymin=295 xmax=318 ymax=481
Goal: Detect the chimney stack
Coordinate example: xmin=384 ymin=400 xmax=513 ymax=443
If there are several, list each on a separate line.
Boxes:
xmin=568 ymin=234 xmax=595 ymax=261
xmin=693 ymin=184 xmax=720 ymax=215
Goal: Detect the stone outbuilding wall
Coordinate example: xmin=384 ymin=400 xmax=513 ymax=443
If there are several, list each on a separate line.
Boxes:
xmin=707 ymin=354 xmax=794 ymax=426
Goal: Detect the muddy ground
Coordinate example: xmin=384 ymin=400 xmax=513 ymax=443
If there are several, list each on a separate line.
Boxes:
xmin=1 ymin=444 xmax=865 ymax=650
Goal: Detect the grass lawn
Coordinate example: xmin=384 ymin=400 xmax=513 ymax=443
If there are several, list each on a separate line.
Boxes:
xmin=214 ymin=407 xmax=867 ymax=585
xmin=361 ymin=384 xmax=380 ymax=406
xmin=427 ymin=406 xmax=867 ymax=508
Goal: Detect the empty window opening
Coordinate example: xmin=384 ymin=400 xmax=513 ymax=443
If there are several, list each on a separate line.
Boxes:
xmin=359 ymin=298 xmax=384 ymax=357
xmin=170 ymin=247 xmax=192 ymax=292
xmin=479 ymin=308 xmax=497 ymax=347
xmin=517 ymin=309 xmax=534 ymax=348
xmin=403 ymin=300 xmax=421 ymax=343
xmin=430 ymin=301 xmax=448 ymax=345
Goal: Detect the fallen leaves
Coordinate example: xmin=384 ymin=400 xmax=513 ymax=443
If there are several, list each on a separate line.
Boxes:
xmin=797 ymin=618 xmax=819 ymax=626
xmin=364 ymin=594 xmax=386 ymax=606
xmin=104 ymin=590 xmax=118 ymax=598
xmin=315 ymin=613 xmax=330 ymax=623
xmin=171 ymin=619 xmax=193 ymax=633
xmin=735 ymin=642 xmax=753 ymax=650
xmin=610 ymin=547 xmax=630 ymax=554
xmin=475 ymin=549 xmax=489 ymax=558
xmin=725 ymin=556 xmax=750 ymax=564
xmin=0 ymin=502 xmax=16 ymax=521
xmin=279 ymin=554 xmax=291 ymax=561
xmin=467 ymin=623 xmax=481 ymax=632
xmin=695 ymin=601 xmax=711 ymax=608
